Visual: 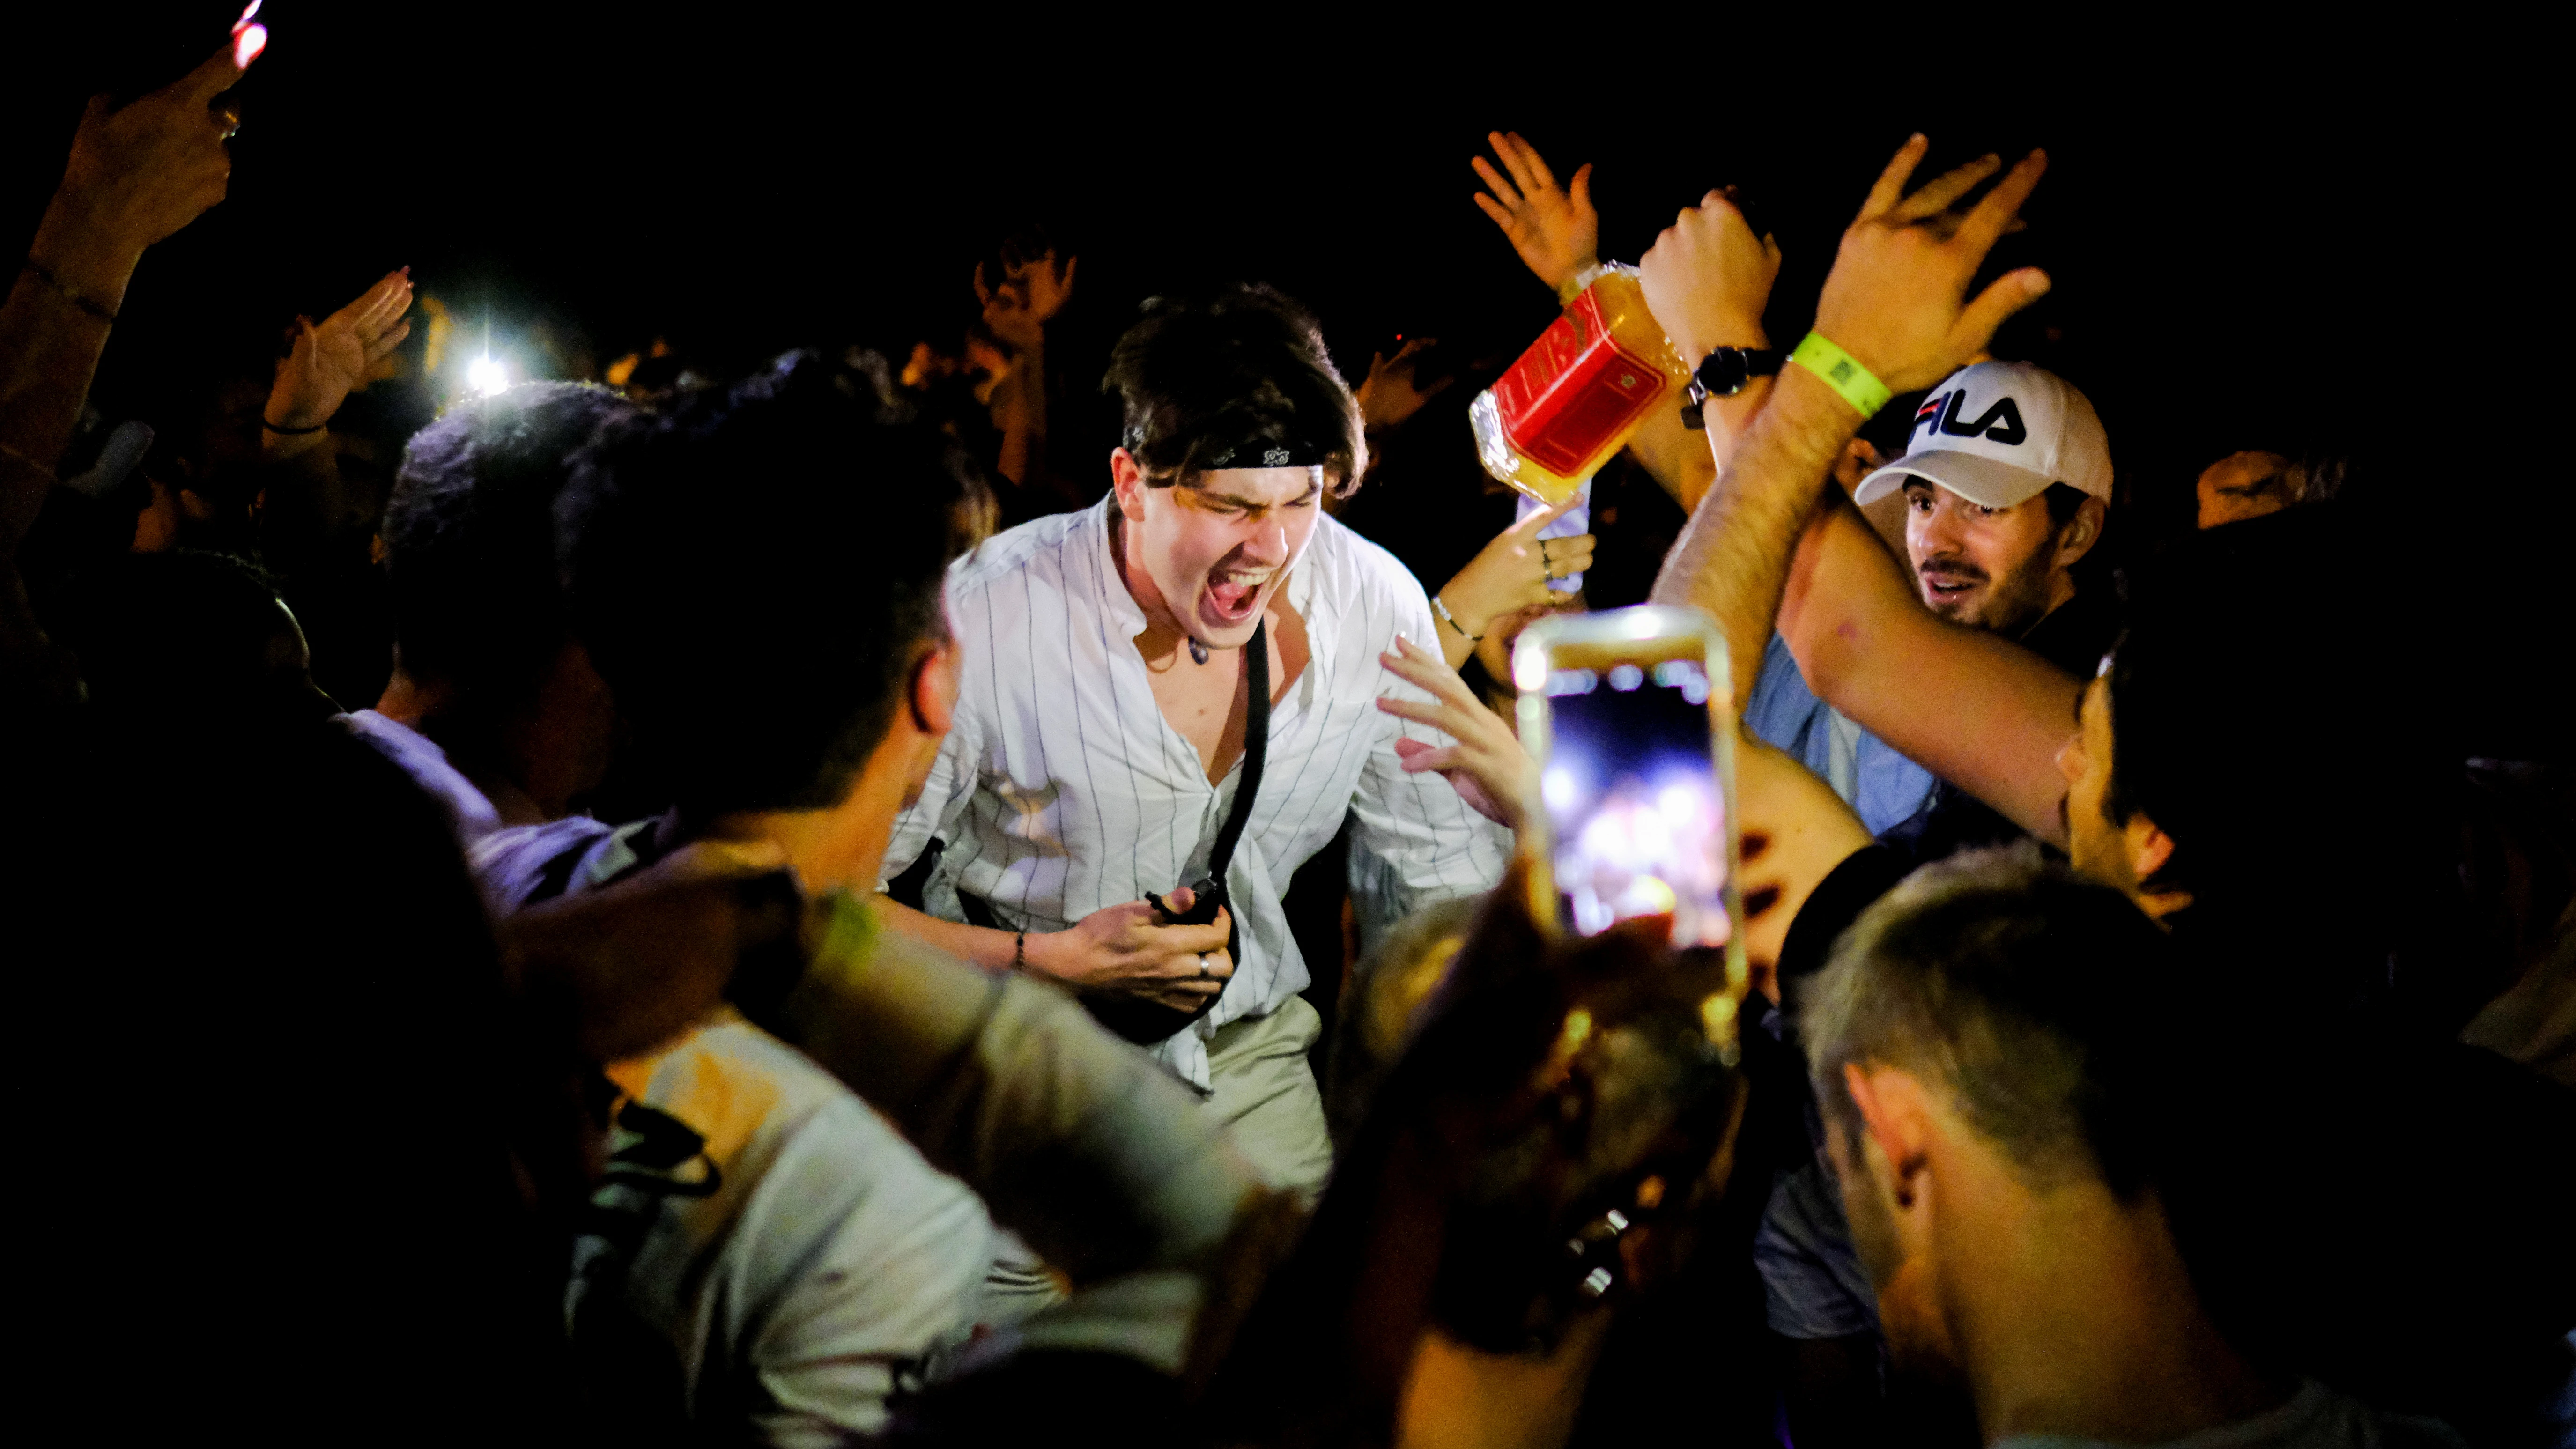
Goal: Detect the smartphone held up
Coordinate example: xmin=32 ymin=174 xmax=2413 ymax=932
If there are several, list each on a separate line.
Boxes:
xmin=1512 ymin=606 xmax=1746 ymax=1035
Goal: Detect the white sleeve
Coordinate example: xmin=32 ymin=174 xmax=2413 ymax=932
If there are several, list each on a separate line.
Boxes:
xmin=1344 ymin=579 xmax=1511 ymax=951
xmin=740 ymin=1100 xmax=995 ymax=1447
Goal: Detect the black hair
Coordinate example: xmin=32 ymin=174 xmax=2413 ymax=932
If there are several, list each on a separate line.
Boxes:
xmin=1802 ymin=846 xmax=2180 ymax=1200
xmin=558 ymin=350 xmax=989 ymax=817
xmin=2102 ymin=506 xmax=2444 ymax=1008
xmin=47 ymin=549 xmax=330 ymax=723
xmin=1102 ymin=284 xmax=1364 ymax=497
xmin=382 ymin=383 xmax=636 ymax=711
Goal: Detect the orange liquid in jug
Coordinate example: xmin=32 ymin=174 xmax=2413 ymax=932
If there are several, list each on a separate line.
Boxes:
xmin=1470 ymin=265 xmax=1692 ymax=504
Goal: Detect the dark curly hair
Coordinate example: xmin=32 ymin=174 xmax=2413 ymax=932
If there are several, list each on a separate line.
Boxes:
xmin=1102 ymin=283 xmax=1365 ymax=497
xmin=382 ymin=382 xmax=635 ymax=711
xmin=557 ymin=350 xmax=989 ymax=816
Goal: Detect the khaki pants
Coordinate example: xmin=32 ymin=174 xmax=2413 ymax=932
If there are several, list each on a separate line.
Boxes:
xmin=974 ymin=997 xmax=1332 ymax=1331
xmin=1205 ymin=994 xmax=1333 ymax=1198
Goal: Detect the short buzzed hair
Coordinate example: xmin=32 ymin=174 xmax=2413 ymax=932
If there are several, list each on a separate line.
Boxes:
xmin=557 ymin=350 xmax=987 ymax=817
xmin=1800 ymin=847 xmax=2176 ymax=1200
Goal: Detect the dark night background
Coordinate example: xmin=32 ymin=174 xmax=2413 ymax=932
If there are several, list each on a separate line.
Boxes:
xmin=9 ymin=7 xmax=2564 ymax=753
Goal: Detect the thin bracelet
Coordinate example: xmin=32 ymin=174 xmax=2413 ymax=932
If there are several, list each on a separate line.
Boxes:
xmin=262 ymin=418 xmax=327 ymax=435
xmin=20 ymin=259 xmax=117 ymax=324
xmin=1432 ymin=594 xmax=1482 ymax=643
xmin=1013 ymin=930 xmax=1026 ymax=971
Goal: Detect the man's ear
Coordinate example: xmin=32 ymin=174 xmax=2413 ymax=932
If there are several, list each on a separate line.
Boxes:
xmin=907 ymin=637 xmax=960 ymax=739
xmin=1842 ymin=1061 xmax=1934 ymax=1206
xmin=2056 ymin=495 xmax=2107 ymax=569
xmin=2122 ymin=807 xmax=2178 ymax=887
xmin=1109 ymin=447 xmax=1151 ymax=521
xmin=1832 ymin=437 xmax=1884 ymax=491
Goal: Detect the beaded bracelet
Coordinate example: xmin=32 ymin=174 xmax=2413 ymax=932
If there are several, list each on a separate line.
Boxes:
xmin=1432 ymin=594 xmax=1482 ymax=643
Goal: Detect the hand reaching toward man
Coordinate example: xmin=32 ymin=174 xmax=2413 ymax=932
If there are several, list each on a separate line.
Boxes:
xmin=1377 ymin=636 xmax=1532 ymax=829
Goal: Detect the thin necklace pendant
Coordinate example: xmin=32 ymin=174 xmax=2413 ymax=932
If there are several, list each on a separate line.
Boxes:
xmin=1187 ymin=637 xmax=1210 ymax=665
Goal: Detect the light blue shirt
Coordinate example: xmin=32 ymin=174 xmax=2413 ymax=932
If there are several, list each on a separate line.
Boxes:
xmin=1741 ymin=634 xmax=1937 ymax=836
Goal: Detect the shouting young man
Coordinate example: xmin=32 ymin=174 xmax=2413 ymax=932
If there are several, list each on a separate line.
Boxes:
xmin=877 ymin=285 xmax=1509 ymax=1196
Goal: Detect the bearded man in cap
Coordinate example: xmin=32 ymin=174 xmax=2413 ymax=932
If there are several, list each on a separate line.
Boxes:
xmin=1858 ymin=359 xmax=2114 ymax=665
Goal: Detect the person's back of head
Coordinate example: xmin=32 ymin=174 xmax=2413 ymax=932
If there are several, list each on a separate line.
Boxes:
xmin=1804 ymin=845 xmax=2177 ymax=1205
xmin=2106 ymin=503 xmax=2450 ymax=1013
xmin=382 ymin=382 xmax=636 ymax=720
xmin=49 ymin=548 xmax=336 ymax=729
xmin=558 ymin=350 xmax=987 ymax=818
xmin=1103 ymin=283 xmax=1365 ymax=497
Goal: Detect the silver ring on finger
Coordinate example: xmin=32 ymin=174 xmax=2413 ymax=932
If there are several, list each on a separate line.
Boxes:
xmin=1197 ymin=952 xmax=1211 ymax=980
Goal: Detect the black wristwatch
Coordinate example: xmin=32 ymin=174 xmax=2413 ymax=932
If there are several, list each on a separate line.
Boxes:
xmin=1680 ymin=346 xmax=1784 ymax=429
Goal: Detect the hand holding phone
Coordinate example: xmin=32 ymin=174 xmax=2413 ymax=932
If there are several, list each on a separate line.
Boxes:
xmin=1515 ymin=605 xmax=1743 ymax=964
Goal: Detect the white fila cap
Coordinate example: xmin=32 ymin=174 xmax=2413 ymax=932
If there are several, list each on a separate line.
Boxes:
xmin=1853 ymin=360 xmax=2112 ymax=510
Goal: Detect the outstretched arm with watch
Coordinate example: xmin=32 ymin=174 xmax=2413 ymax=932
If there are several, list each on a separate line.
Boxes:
xmin=1644 ymin=139 xmax=2071 ymax=844
xmin=1636 ymin=186 xmax=1784 ymax=509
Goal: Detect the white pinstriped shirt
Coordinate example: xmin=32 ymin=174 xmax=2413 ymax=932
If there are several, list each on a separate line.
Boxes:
xmin=884 ymin=496 xmax=1511 ymax=1091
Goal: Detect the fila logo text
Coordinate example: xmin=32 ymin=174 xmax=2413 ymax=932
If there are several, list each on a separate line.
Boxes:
xmin=1910 ymin=391 xmax=2029 ymax=447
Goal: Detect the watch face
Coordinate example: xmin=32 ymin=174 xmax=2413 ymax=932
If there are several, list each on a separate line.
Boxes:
xmin=1695 ymin=349 xmax=1753 ymax=399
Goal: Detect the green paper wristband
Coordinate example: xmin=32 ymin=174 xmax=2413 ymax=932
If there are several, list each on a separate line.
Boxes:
xmin=1789 ymin=332 xmax=1892 ymax=418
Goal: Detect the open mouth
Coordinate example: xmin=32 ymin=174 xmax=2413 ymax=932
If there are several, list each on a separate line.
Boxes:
xmin=1920 ymin=570 xmax=1983 ymax=603
xmin=1204 ymin=565 xmax=1276 ymax=626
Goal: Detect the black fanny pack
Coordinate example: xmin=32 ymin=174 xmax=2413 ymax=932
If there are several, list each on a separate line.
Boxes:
xmin=919 ymin=621 xmax=1269 ymax=1046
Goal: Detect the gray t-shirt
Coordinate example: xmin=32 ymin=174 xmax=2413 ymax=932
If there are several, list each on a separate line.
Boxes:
xmin=1993 ymin=1380 xmax=2463 ymax=1449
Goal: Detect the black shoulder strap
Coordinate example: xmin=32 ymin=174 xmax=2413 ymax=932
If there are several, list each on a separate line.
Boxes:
xmin=1207 ymin=619 xmax=1270 ymax=882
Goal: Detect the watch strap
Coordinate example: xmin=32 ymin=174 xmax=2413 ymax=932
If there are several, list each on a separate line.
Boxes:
xmin=1689 ymin=346 xmax=1784 ymax=401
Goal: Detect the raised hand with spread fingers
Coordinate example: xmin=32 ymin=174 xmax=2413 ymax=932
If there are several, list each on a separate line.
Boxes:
xmin=1471 ymin=131 xmax=1599 ymax=298
xmin=1377 ymin=635 xmax=1532 ymax=829
xmin=1811 ymin=136 xmax=2051 ymax=395
xmin=265 ymin=269 xmax=415 ymax=439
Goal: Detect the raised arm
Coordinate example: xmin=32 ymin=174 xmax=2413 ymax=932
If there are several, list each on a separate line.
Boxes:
xmin=1471 ymin=131 xmax=1598 ymax=300
xmin=1644 ymin=136 xmax=2053 ymax=781
xmin=256 ymin=269 xmax=415 ymax=554
xmin=3 ymin=38 xmax=254 ymax=559
xmin=1634 ymin=185 xmax=1782 ymax=510
xmin=1776 ymin=499 xmax=2080 ymax=842
xmin=977 ymin=245 xmax=1081 ymax=510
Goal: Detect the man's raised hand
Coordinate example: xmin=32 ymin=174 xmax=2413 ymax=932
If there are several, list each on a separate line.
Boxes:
xmin=1810 ymin=136 xmax=2050 ymax=397
xmin=1355 ymin=336 xmax=1454 ymax=436
xmin=51 ymin=40 xmax=261 ymax=261
xmin=1637 ymin=186 xmax=1781 ymax=365
xmin=266 ymin=270 xmax=415 ymax=433
xmin=976 ymin=251 xmax=1077 ymax=353
xmin=1472 ymin=131 xmax=1599 ymax=297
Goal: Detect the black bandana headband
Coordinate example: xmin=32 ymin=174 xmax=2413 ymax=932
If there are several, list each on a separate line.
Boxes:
xmin=1196 ymin=439 xmax=1326 ymax=470
xmin=1125 ymin=428 xmax=1330 ymax=473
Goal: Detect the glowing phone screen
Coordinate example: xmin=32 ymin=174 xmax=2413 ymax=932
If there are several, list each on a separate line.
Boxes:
xmin=1537 ymin=658 xmax=1731 ymax=948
